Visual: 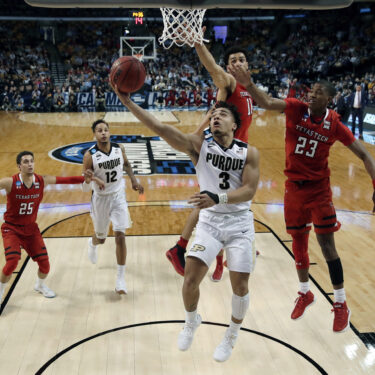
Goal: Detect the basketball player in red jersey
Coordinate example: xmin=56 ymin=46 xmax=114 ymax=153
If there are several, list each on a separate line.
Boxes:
xmin=0 ymin=151 xmax=104 ymax=308
xmin=166 ymin=35 xmax=255 ymax=281
xmin=229 ymin=65 xmax=375 ymax=332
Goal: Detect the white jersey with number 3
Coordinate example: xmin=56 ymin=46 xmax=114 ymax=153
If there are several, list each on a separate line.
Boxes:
xmin=90 ymin=143 xmax=125 ymax=195
xmin=195 ymin=130 xmax=251 ymax=214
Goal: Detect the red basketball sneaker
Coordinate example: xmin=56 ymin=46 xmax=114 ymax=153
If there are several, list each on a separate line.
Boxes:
xmin=166 ymin=245 xmax=185 ymax=276
xmin=332 ymin=301 xmax=351 ymax=333
xmin=291 ymin=291 xmax=315 ymax=320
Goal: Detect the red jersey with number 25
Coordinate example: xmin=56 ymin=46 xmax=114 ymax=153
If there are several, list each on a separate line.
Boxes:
xmin=4 ymin=173 xmax=44 ymax=225
xmin=226 ymin=82 xmax=253 ymax=143
xmin=283 ymin=98 xmax=355 ymax=181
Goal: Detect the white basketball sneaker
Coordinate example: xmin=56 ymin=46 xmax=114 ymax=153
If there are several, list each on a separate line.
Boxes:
xmin=213 ymin=329 xmax=238 ymax=362
xmin=34 ymin=283 xmax=56 ymax=298
xmin=178 ymin=314 xmax=202 ymax=351
xmin=88 ymin=238 xmax=98 ymax=264
xmin=115 ymin=278 xmax=127 ymax=295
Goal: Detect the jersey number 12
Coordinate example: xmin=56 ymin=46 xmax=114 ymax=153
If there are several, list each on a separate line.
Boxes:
xmin=105 ymin=171 xmax=117 ymax=183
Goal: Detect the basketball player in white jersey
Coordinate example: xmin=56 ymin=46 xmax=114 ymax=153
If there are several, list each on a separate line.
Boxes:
xmin=82 ymin=120 xmax=144 ymax=294
xmin=113 ymin=84 xmax=259 ymax=362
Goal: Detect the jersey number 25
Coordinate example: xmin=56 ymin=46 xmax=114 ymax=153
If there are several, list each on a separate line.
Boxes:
xmin=19 ymin=202 xmax=34 ymax=215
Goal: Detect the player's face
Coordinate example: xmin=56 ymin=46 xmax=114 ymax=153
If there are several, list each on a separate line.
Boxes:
xmin=210 ymin=108 xmax=237 ymax=136
xmin=227 ymin=52 xmax=248 ymax=72
xmin=94 ymin=123 xmax=110 ymax=143
xmin=18 ymin=155 xmax=34 ymax=175
xmin=308 ymin=84 xmax=330 ymax=112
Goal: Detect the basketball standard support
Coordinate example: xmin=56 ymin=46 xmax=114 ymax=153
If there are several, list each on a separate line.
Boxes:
xmin=25 ymin=0 xmax=353 ymax=10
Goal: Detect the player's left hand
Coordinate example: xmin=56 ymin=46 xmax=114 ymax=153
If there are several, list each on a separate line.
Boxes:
xmin=188 ymin=192 xmax=216 ymax=209
xmin=227 ymin=64 xmax=252 ymax=87
xmin=132 ymin=180 xmax=144 ymax=194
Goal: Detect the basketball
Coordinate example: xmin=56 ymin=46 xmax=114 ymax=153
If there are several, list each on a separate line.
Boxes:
xmin=110 ymin=56 xmax=146 ymax=93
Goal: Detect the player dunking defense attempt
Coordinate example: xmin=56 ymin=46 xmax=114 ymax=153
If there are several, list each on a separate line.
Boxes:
xmin=230 ymin=64 xmax=375 ymax=332
xmin=114 ymin=81 xmax=259 ymax=361
xmin=0 ymin=151 xmax=104 ymax=308
xmin=83 ymin=120 xmax=144 ymax=295
xmin=167 ymin=35 xmax=256 ymax=281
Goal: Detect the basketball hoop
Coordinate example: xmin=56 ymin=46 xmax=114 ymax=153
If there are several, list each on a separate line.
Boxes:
xmin=159 ymin=8 xmax=208 ymax=49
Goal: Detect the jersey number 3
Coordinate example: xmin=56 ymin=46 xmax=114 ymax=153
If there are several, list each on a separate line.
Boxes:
xmin=19 ymin=202 xmax=34 ymax=215
xmin=219 ymin=172 xmax=230 ymax=189
xmin=294 ymin=136 xmax=318 ymax=158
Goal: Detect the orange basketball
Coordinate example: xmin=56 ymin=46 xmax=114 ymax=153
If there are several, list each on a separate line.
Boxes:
xmin=110 ymin=56 xmax=146 ymax=93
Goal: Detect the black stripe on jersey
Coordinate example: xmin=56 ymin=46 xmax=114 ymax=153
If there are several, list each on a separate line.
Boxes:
xmin=314 ymin=223 xmax=337 ymax=229
xmin=5 ymin=251 xmax=21 ymax=256
xmin=233 ymin=139 xmax=248 ymax=148
xmin=111 ymin=142 xmax=121 ymax=148
xmin=286 ymin=224 xmax=308 ymax=230
xmin=322 ymin=214 xmax=336 ymax=221
xmin=4 ymin=246 xmax=11 ymax=251
xmin=32 ymin=253 xmax=48 ymax=259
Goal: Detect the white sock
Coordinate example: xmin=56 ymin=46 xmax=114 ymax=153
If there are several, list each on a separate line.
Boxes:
xmin=185 ymin=309 xmax=197 ymax=323
xmin=0 ymin=282 xmax=7 ymax=294
xmin=89 ymin=238 xmax=97 ymax=248
xmin=228 ymin=320 xmax=241 ymax=335
xmin=333 ymin=288 xmax=346 ymax=303
xmin=117 ymin=265 xmax=126 ymax=279
xmin=36 ymin=277 xmax=45 ymax=288
xmin=299 ymin=281 xmax=310 ymax=294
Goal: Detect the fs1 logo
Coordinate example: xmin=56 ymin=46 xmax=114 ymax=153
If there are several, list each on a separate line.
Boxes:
xmin=49 ymin=135 xmax=195 ymax=175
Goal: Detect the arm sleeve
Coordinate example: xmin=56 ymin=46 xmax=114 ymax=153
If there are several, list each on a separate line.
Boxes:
xmin=283 ymin=98 xmax=308 ymax=124
xmin=335 ymin=121 xmax=356 ymax=146
xmin=55 ymin=176 xmax=85 ymax=184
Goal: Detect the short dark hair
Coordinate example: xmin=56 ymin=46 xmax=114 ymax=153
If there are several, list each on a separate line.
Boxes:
xmin=16 ymin=151 xmax=34 ymax=165
xmin=91 ymin=119 xmax=109 ymax=132
xmin=215 ymin=101 xmax=242 ymax=131
xmin=224 ymin=47 xmax=248 ymax=66
xmin=315 ymin=80 xmax=336 ymax=97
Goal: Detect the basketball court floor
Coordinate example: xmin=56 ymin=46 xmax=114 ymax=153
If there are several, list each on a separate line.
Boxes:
xmin=0 ymin=109 xmax=374 ymax=374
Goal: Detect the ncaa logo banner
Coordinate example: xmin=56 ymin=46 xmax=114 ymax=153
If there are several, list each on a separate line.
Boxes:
xmin=49 ymin=135 xmax=195 ymax=175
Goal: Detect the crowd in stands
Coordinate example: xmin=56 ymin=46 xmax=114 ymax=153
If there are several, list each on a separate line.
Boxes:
xmin=0 ymin=7 xmax=374 ymax=113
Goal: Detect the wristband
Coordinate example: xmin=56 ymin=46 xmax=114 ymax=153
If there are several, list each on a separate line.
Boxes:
xmin=56 ymin=176 xmax=84 ymax=184
xmin=373 ymin=180 xmax=375 ymax=189
xmin=200 ymin=190 xmax=219 ymax=204
xmin=218 ymin=193 xmax=228 ymax=204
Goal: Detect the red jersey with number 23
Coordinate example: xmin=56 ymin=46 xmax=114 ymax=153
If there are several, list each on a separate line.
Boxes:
xmin=226 ymin=82 xmax=253 ymax=143
xmin=4 ymin=173 xmax=44 ymax=225
xmin=283 ymin=98 xmax=355 ymax=181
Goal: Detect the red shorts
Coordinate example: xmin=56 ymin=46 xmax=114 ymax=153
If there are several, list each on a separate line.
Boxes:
xmin=284 ymin=178 xmax=341 ymax=235
xmin=1 ymin=222 xmax=48 ymax=262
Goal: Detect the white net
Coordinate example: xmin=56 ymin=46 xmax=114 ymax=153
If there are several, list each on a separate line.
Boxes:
xmin=158 ymin=8 xmax=208 ymax=49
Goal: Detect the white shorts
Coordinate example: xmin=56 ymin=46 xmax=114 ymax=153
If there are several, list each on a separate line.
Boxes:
xmin=187 ymin=210 xmax=256 ymax=273
xmin=90 ymin=189 xmax=131 ymax=239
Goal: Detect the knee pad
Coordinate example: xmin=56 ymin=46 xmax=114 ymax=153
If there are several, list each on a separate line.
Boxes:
xmin=292 ymin=233 xmax=309 ymax=269
xmin=37 ymin=257 xmax=50 ymax=275
xmin=3 ymin=256 xmax=20 ymax=276
xmin=232 ymin=293 xmax=250 ymax=320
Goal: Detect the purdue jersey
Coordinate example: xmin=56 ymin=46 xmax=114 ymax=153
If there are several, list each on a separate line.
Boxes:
xmin=90 ymin=143 xmax=125 ymax=195
xmin=195 ymin=129 xmax=250 ymax=214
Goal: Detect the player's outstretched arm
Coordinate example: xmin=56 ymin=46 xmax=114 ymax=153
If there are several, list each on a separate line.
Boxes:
xmin=0 ymin=177 xmax=13 ymax=194
xmin=120 ymin=144 xmax=144 ymax=194
xmin=194 ymin=29 xmax=234 ymax=92
xmin=189 ymin=146 xmax=260 ymax=208
xmin=347 ymin=140 xmax=375 ymax=212
xmin=228 ymin=65 xmax=286 ymax=112
xmin=43 ymin=173 xmax=105 ymax=190
xmin=113 ymin=86 xmax=201 ymax=160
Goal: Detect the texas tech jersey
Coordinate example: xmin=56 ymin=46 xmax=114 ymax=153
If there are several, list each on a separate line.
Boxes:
xmin=195 ymin=129 xmax=250 ymax=214
xmin=226 ymin=82 xmax=253 ymax=143
xmin=4 ymin=173 xmax=44 ymax=225
xmin=283 ymin=98 xmax=355 ymax=181
xmin=90 ymin=143 xmax=125 ymax=195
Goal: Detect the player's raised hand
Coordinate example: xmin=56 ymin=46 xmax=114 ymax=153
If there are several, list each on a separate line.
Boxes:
xmin=227 ymin=64 xmax=252 ymax=88
xmin=111 ymin=83 xmax=131 ymax=105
